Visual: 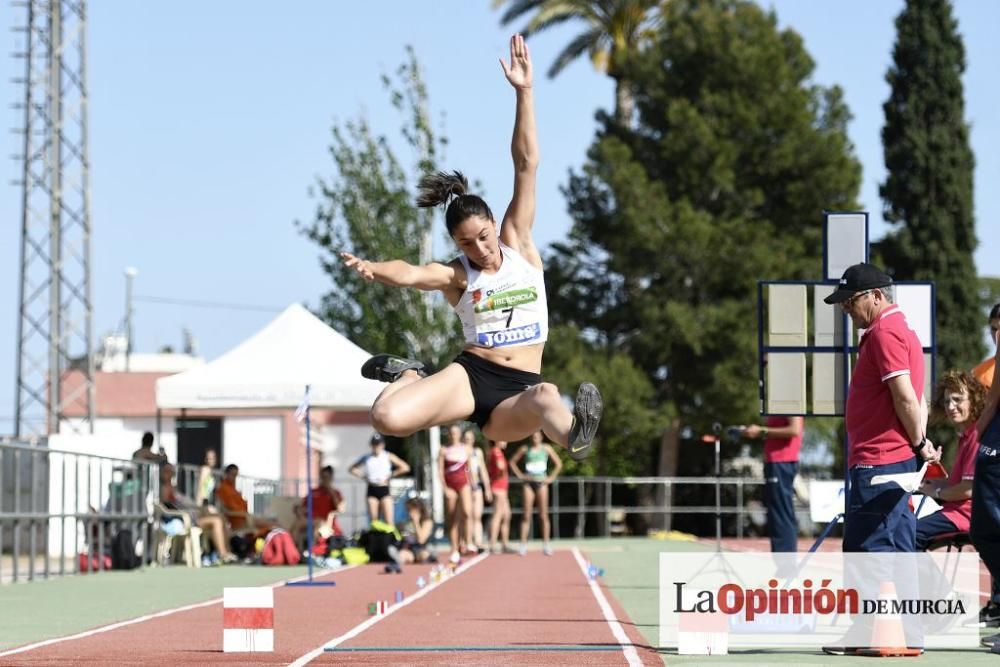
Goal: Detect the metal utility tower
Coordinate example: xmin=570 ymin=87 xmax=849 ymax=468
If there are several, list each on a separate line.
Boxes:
xmin=12 ymin=0 xmax=94 ymax=437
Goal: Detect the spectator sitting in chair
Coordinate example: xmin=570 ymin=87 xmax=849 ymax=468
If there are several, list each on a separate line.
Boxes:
xmin=292 ymin=465 xmax=345 ymax=550
xmin=216 ymin=464 xmax=274 ymax=538
xmin=916 ymin=371 xmax=985 ymax=550
xmin=159 ymin=463 xmax=237 ymax=564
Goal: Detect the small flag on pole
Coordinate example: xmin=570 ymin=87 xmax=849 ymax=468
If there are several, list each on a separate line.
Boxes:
xmin=294 ymin=385 xmax=310 ymax=423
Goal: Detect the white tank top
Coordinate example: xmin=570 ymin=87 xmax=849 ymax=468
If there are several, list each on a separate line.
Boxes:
xmin=364 ymin=451 xmax=392 ymax=485
xmin=454 ymin=241 xmax=548 ymax=349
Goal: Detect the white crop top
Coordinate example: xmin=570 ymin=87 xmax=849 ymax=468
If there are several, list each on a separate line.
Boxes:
xmin=453 ymin=241 xmax=549 ymax=349
xmin=363 ymin=451 xmax=392 ymax=485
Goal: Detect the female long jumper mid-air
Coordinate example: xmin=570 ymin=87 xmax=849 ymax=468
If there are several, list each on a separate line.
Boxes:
xmin=341 ymin=34 xmax=602 ymax=461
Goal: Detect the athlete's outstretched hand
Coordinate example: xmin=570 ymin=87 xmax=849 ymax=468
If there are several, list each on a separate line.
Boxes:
xmin=340 ymin=251 xmax=375 ymax=281
xmin=500 ymin=33 xmax=532 ymax=90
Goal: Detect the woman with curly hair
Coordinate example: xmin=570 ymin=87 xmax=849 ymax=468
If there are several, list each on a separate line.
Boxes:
xmin=916 ymin=370 xmax=986 ymax=550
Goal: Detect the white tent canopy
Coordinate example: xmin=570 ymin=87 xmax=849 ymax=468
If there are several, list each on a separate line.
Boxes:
xmin=156 ymin=303 xmax=383 ymax=410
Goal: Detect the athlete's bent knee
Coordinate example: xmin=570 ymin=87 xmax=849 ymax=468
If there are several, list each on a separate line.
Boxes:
xmin=369 ymin=402 xmax=411 ymax=437
xmin=528 ymin=382 xmax=561 ymax=406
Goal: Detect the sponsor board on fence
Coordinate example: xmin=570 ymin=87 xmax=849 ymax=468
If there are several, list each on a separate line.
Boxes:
xmin=659 ymin=552 xmax=978 ymax=650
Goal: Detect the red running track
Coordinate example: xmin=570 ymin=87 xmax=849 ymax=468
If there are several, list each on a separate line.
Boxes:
xmin=1 ymin=550 xmax=660 ymax=666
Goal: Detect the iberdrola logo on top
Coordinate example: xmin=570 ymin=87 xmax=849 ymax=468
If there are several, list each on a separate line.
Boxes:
xmin=473 ymin=287 xmax=538 ymax=313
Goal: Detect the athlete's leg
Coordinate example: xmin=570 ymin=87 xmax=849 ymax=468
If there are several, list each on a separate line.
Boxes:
xmin=499 ymin=491 xmax=512 ymax=548
xmin=488 ymin=489 xmax=502 ymax=550
xmin=484 ymin=382 xmax=602 ymax=461
xmin=520 ymin=483 xmax=536 ymax=548
xmin=472 ymin=488 xmax=485 ymax=548
xmin=537 ymin=483 xmax=551 ymax=548
xmin=380 ymin=495 xmax=394 ymax=525
xmin=444 ymin=488 xmax=459 ymax=557
xmin=459 ymin=485 xmax=474 ymax=553
xmin=370 ymin=364 xmax=475 ymax=436
xmin=483 ymin=382 xmax=568 ymax=443
xmin=366 ymin=496 xmax=379 ymax=524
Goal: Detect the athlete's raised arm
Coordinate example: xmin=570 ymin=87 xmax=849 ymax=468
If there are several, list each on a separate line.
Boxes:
xmin=498 ymin=34 xmax=541 ymax=270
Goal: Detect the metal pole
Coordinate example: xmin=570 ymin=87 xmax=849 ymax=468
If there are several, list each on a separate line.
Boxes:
xmin=13 ymin=0 xmax=36 ymax=439
xmin=604 ymin=479 xmax=611 ymax=538
xmin=287 ymin=386 xmax=334 ymax=587
xmin=715 ymin=432 xmax=722 ymax=551
xmin=13 ymin=450 xmax=21 ymax=582
xmin=736 ymin=479 xmax=744 ymax=539
xmin=125 ymin=267 xmax=137 ymax=371
xmin=47 ymin=0 xmax=64 ymax=436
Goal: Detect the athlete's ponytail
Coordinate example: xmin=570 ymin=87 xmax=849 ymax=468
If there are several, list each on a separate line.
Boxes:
xmin=416 ymin=170 xmax=494 ymax=236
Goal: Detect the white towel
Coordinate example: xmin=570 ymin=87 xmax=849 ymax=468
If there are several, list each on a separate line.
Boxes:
xmin=869 ymin=462 xmax=928 ymax=492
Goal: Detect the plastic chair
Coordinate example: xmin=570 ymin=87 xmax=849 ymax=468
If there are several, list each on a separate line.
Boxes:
xmin=152 ymin=503 xmax=203 ymax=567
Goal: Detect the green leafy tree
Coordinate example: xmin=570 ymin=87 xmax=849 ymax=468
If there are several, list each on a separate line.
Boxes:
xmin=546 ymin=0 xmax=861 ymax=474
xmin=297 ymin=48 xmax=462 ymax=370
xmin=541 ymin=324 xmax=663 ymax=477
xmin=493 ymin=0 xmax=660 ymax=126
xmin=878 ymin=0 xmax=981 ymax=372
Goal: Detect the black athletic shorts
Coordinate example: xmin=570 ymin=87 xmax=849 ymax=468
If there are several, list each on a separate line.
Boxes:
xmin=366 ymin=484 xmax=390 ymax=500
xmin=453 ymin=351 xmax=542 ymax=429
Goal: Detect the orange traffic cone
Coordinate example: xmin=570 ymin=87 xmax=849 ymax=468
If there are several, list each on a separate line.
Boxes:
xmin=856 ymin=581 xmax=921 ymax=657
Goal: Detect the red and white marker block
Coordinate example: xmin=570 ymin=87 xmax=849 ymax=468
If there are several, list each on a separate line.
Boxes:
xmin=223 ymin=587 xmax=274 ymax=653
xmin=678 ymin=611 xmax=728 ymax=655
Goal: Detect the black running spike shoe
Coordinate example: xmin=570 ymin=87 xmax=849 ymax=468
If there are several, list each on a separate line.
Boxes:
xmin=360 ymin=354 xmax=426 ymax=383
xmin=567 ymin=382 xmax=602 ymax=461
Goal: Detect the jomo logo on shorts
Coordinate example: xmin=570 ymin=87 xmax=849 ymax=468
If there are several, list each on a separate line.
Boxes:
xmin=477 ymin=323 xmax=541 ymax=348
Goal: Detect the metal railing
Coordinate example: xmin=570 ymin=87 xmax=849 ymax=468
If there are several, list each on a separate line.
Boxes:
xmin=2 ymin=438 xmax=815 ymax=583
xmin=486 ymin=475 xmax=813 ymax=542
xmin=0 ymin=439 xmax=154 ymax=583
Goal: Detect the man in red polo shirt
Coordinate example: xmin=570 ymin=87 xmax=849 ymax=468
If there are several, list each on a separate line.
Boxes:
xmin=743 ymin=416 xmax=804 ymax=553
xmin=823 ymin=263 xmax=938 ymax=554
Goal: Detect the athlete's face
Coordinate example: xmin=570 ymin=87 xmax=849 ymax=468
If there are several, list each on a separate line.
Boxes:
xmin=531 ymin=431 xmax=543 ymax=446
xmin=451 ymin=215 xmax=499 ymax=269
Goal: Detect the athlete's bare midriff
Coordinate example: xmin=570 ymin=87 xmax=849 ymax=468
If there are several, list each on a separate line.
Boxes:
xmin=463 ymin=342 xmax=544 ymax=374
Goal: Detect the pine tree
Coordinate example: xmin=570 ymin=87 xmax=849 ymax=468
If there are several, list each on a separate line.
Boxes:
xmin=878 ymin=0 xmax=981 ymax=371
xmin=546 ymin=0 xmax=861 ymax=470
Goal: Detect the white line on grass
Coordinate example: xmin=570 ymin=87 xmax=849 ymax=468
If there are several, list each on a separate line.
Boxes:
xmin=0 ymin=564 xmax=353 ymax=659
xmin=288 ymin=552 xmax=490 ymax=667
xmin=571 ymin=547 xmax=643 ymax=667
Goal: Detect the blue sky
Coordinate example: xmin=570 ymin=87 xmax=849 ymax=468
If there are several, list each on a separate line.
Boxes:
xmin=1 ymin=1 xmax=997 ymax=433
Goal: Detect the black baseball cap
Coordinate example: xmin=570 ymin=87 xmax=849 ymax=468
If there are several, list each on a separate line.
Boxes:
xmin=823 ymin=263 xmax=893 ymax=304
xmin=370 ymin=433 xmax=385 ymax=445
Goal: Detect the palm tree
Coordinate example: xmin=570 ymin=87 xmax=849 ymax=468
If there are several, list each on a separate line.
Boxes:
xmin=493 ymin=0 xmax=661 ymax=127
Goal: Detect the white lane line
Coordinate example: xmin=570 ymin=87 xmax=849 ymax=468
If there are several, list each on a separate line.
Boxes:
xmin=0 ymin=565 xmax=353 ymax=659
xmin=572 ymin=547 xmax=643 ymax=667
xmin=288 ymin=552 xmax=490 ymax=667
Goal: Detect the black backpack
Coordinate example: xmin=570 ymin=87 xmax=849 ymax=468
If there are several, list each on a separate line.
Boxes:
xmin=111 ymin=529 xmax=141 ymax=570
xmin=230 ymin=534 xmax=252 ymax=560
xmin=358 ymin=521 xmax=400 ymax=563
